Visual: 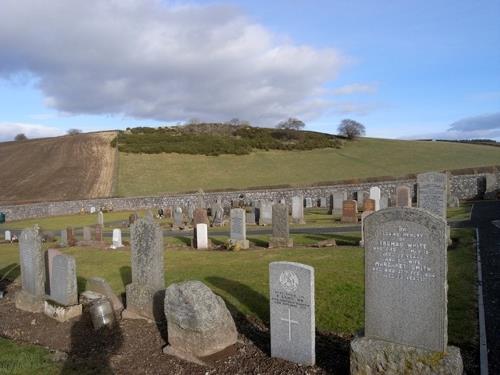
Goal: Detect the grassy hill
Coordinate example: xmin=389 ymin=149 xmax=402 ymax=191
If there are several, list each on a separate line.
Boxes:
xmin=117 ymin=137 xmax=500 ymax=196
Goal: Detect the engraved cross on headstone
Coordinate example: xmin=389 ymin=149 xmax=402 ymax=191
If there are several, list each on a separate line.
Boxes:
xmin=280 ymin=308 xmax=299 ymax=341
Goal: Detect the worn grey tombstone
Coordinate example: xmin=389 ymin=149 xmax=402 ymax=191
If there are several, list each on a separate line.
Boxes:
xmin=291 ymin=196 xmax=305 ymax=224
xmin=83 ymin=226 xmax=92 ymax=241
xmin=417 ymin=172 xmax=447 ymax=218
xmin=124 ymin=217 xmax=165 ymax=321
xmin=211 ymin=204 xmax=224 ymax=227
xmin=245 ymin=207 xmax=256 ymax=225
xmin=269 ymin=204 xmax=293 ymax=248
xmin=305 ymin=198 xmax=313 ymax=208
xmin=97 ymin=211 xmax=104 ymax=226
xmin=173 ymin=207 xmax=183 ymax=228
xmin=50 ymin=254 xmax=78 ymax=306
xmin=230 ymin=208 xmax=249 ymax=249
xmin=355 ymin=190 xmax=365 ymax=209
xmin=484 ymin=173 xmax=498 ymax=199
xmin=379 ymin=195 xmax=389 ymax=209
xmin=15 ymin=227 xmax=46 ymax=312
xmin=259 ymin=201 xmax=273 ymax=225
xmin=319 ymin=197 xmax=327 ymax=208
xmin=270 ymin=261 xmax=315 ymax=366
xmin=332 ymin=191 xmax=347 ymax=214
xmin=60 ymin=230 xmax=68 ymax=247
xmin=350 ymin=207 xmax=463 ymax=374
xmin=395 ymin=185 xmax=412 ymax=207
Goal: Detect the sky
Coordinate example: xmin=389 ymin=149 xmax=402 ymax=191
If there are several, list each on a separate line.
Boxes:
xmin=0 ymin=0 xmax=499 ymax=142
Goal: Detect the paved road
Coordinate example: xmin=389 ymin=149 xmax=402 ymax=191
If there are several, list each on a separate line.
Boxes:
xmin=471 ymin=201 xmax=500 ymax=375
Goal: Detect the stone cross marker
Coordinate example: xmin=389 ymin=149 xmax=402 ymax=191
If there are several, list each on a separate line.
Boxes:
xmin=270 ymin=261 xmax=315 ymax=366
xmin=291 ymin=196 xmax=305 ymax=224
xmin=369 ymin=187 xmax=381 ymax=211
xmin=4 ymin=230 xmax=11 ymax=241
xmin=363 ymin=198 xmax=375 ymax=212
xmin=341 ymin=200 xmax=358 ymax=223
xmin=194 ymin=223 xmax=209 ymax=249
xmin=364 ymin=208 xmax=447 ymax=351
xmin=259 ymin=201 xmax=273 ymax=225
xmin=83 ymin=226 xmax=92 ymax=241
xmin=269 ymin=204 xmax=293 ymax=248
xmin=125 ymin=217 xmax=165 ymax=320
xmin=50 ymin=254 xmax=78 ymax=306
xmin=230 ymin=208 xmax=249 ymax=249
xmin=332 ymin=191 xmax=347 ymax=214
xmin=16 ymin=227 xmax=45 ymax=312
xmin=396 ymin=185 xmax=412 ymax=207
xmin=417 ymin=172 xmax=447 ymax=218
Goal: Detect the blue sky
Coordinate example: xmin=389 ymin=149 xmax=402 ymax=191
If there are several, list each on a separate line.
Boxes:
xmin=0 ymin=0 xmax=499 ymax=141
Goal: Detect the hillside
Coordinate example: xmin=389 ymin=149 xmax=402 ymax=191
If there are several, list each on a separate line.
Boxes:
xmin=117 ymin=137 xmax=500 ymax=196
xmin=0 ymin=132 xmax=117 ymax=205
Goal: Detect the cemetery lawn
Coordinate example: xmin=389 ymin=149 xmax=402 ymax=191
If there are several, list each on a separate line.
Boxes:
xmin=117 ymin=138 xmax=500 ymax=196
xmin=0 ymin=337 xmax=61 ymax=374
xmin=447 ymin=203 xmax=472 ymax=221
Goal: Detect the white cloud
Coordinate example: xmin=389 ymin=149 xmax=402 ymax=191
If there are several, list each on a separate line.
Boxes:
xmin=332 ymin=83 xmax=377 ymax=95
xmin=0 ymin=123 xmax=64 ymax=141
xmin=0 ymin=0 xmax=346 ymax=125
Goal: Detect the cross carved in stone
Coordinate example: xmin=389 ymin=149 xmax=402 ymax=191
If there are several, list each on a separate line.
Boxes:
xmin=280 ymin=308 xmax=299 ymax=341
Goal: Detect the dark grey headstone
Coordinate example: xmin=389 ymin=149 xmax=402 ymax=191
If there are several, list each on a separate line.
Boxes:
xmin=270 ymin=261 xmax=315 ymax=365
xmin=272 ymin=204 xmax=289 ymax=239
xmin=364 ymin=207 xmax=447 ymax=351
xmin=230 ymin=208 xmax=246 ymax=241
xmin=417 ymin=172 xmax=447 ymax=218
xmin=50 ymin=254 xmax=78 ymax=306
xmin=125 ymin=217 xmax=165 ymax=320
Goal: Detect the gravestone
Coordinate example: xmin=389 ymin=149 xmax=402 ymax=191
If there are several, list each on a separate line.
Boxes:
xmin=332 ymin=191 xmax=347 ymax=214
xmin=187 ymin=204 xmax=195 ymax=223
xmin=484 ymin=173 xmax=498 ymax=199
xmin=305 ymin=198 xmax=313 ymax=208
xmin=211 ymin=204 xmax=224 ymax=227
xmin=417 ymin=172 xmax=447 ymax=218
xmin=97 ymin=211 xmax=104 ymax=226
xmin=111 ymin=229 xmax=123 ymax=249
xmin=341 ymin=200 xmax=358 ymax=223
xmin=269 ymin=204 xmax=293 ymax=248
xmin=363 ymin=198 xmax=375 ymax=212
xmin=83 ymin=226 xmax=92 ymax=241
xmin=66 ymin=227 xmax=75 ymax=246
xmin=129 ymin=213 xmax=139 ymax=226
xmin=50 ymin=254 xmax=78 ymax=306
xmin=369 ymin=187 xmax=381 ymax=211
xmin=15 ymin=227 xmax=46 ymax=312
xmin=124 ymin=217 xmax=165 ymax=321
xmin=94 ymin=224 xmax=103 ymax=242
xmin=352 ymin=207 xmax=462 ymax=373
xmin=193 ymin=208 xmax=209 ymax=225
xmin=230 ymin=208 xmax=249 ymax=249
xmin=448 ymin=195 xmax=460 ymax=208
xmin=245 ymin=207 xmax=256 ymax=225
xmin=4 ymin=230 xmax=11 ymax=242
xmin=86 ymin=277 xmax=124 ymax=313
xmin=270 ymin=261 xmax=315 ymax=365
xmin=45 ymin=248 xmax=62 ymax=294
xmin=90 ymin=206 xmax=96 ymax=214
xmin=359 ymin=210 xmax=373 ymax=247
xmin=60 ymin=230 xmax=68 ymax=247
xmin=291 ymin=196 xmax=305 ymax=224
xmin=380 ymin=195 xmax=389 ymax=209
xmin=259 ymin=201 xmax=273 ymax=225
xmin=319 ymin=197 xmax=327 ymax=208
xmin=194 ymin=223 xmax=209 ymax=250
xmin=356 ymin=190 xmax=366 ymax=210
xmin=173 ymin=207 xmax=184 ymax=228
xmin=396 ymin=185 xmax=411 ymax=207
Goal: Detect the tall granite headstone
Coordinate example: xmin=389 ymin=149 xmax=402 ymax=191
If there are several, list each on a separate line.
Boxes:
xmin=396 ymin=185 xmax=412 ymax=207
xmin=417 ymin=172 xmax=447 ymax=218
xmin=291 ymin=196 xmax=305 ymax=224
xmin=230 ymin=208 xmax=249 ymax=249
xmin=50 ymin=254 xmax=78 ymax=306
xmin=124 ymin=217 xmax=165 ymax=320
xmin=15 ymin=227 xmax=45 ymax=312
xmin=270 ymin=261 xmax=315 ymax=365
xmin=269 ymin=204 xmax=293 ymax=248
xmin=351 ymin=207 xmax=462 ymax=373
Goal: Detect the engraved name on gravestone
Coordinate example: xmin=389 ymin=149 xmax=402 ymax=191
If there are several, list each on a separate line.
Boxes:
xmin=364 ymin=208 xmax=447 ymax=351
xmin=417 ymin=172 xmax=447 ymax=218
xmin=396 ymin=185 xmax=412 ymax=207
xmin=292 ymin=196 xmax=305 ymax=224
xmin=125 ymin=217 xmax=165 ymax=320
xmin=270 ymin=262 xmax=315 ymax=366
xmin=50 ymin=254 xmax=78 ymax=306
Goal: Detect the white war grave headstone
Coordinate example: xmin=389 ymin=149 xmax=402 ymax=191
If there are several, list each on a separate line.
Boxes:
xmin=111 ymin=228 xmax=124 ymax=249
xmin=369 ymin=187 xmax=381 ymax=211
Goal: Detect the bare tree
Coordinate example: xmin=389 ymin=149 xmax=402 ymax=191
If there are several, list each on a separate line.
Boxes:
xmin=67 ymin=129 xmax=82 ymax=135
xmin=276 ymin=118 xmax=305 ymax=130
xmin=337 ymin=119 xmax=366 ymax=139
xmin=14 ymin=133 xmax=28 ymax=141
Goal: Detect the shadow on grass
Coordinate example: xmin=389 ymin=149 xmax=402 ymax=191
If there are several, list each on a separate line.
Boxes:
xmin=171 ymin=236 xmax=191 ymax=246
xmin=247 ymin=237 xmax=268 ymax=247
xmin=206 ymin=276 xmax=350 ymax=374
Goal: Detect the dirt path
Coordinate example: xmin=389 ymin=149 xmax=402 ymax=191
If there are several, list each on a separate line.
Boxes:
xmin=471 ymin=200 xmax=500 ymax=374
xmin=0 ymin=132 xmax=117 ymax=204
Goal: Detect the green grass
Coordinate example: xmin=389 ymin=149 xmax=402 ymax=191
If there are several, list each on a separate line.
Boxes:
xmin=0 ymin=337 xmax=61 ymax=375
xmin=447 ymin=203 xmax=472 ymax=221
xmin=117 ymin=138 xmax=500 ymax=196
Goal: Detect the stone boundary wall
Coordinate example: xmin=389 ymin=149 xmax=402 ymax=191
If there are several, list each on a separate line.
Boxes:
xmin=1 ymin=172 xmax=498 ymax=222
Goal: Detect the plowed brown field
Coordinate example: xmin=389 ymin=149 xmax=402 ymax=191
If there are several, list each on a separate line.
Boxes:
xmin=0 ymin=132 xmax=117 ymax=204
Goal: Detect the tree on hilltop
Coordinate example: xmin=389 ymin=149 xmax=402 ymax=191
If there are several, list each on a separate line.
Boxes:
xmin=276 ymin=118 xmax=305 ymax=131
xmin=337 ymin=119 xmax=365 ymax=139
xmin=67 ymin=129 xmax=82 ymax=135
xmin=14 ymin=133 xmax=28 ymax=141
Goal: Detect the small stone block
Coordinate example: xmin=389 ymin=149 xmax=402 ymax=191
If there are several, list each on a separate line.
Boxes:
xmin=15 ymin=290 xmax=45 ymax=313
xmin=268 ymin=237 xmax=294 ymax=249
xmin=44 ymin=301 xmax=82 ymax=323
